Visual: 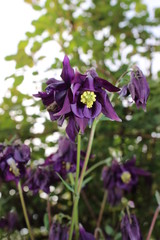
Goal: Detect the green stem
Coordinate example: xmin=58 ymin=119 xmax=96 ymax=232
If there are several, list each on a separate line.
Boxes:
xmin=85 ymin=158 xmax=111 ymax=177
xmin=68 ymin=132 xmax=81 ymax=240
xmin=18 ymin=181 xmax=34 ymax=240
xmin=95 ymin=191 xmax=107 ymax=239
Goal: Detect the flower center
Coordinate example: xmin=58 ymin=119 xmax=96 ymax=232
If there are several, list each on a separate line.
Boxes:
xmin=121 ymin=171 xmax=131 ymax=184
xmin=80 ymin=91 xmax=96 ymax=108
xmin=7 ymin=158 xmax=20 ymax=177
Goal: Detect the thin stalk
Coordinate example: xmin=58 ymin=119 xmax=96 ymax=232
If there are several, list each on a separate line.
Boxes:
xmin=146 ymin=205 xmax=160 ymax=240
xmin=94 ymin=191 xmax=107 ymax=239
xmin=47 ymin=198 xmax=52 ymax=228
xmin=18 ymin=181 xmax=34 ymax=240
xmin=68 ymin=132 xmax=81 ymax=240
xmin=68 ymin=119 xmax=98 ymax=240
xmin=85 ymin=158 xmax=110 ymax=177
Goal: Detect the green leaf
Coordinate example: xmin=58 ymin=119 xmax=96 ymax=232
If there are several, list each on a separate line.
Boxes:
xmin=155 ymin=191 xmax=160 ymax=205
xmin=82 ymin=176 xmax=94 ymax=188
xmin=56 ymin=172 xmax=74 ymax=193
xmin=31 ymin=41 xmax=42 ymax=53
xmin=105 ymin=225 xmax=114 ymax=236
xmin=13 ymin=75 xmax=24 ymax=87
xmin=43 ymin=213 xmax=49 ymax=230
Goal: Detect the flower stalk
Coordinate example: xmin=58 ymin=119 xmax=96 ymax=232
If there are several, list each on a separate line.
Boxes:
xmin=18 ymin=181 xmax=34 ymax=240
xmin=146 ymin=205 xmax=160 ymax=240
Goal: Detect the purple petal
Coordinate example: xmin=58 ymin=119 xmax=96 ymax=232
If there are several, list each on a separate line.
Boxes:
xmin=61 ymin=55 xmax=74 ymax=84
xmin=95 ymin=76 xmax=120 ymax=92
xmin=75 ymin=117 xmax=89 ymax=133
xmin=66 ymin=117 xmax=79 ymax=142
xmin=71 ymin=103 xmax=84 ymax=118
xmin=92 ymin=101 xmax=102 ymax=118
xmin=54 ymin=91 xmax=71 ymax=116
xmin=99 ymin=91 xmax=121 ymax=122
xmin=83 ymin=105 xmax=92 ymax=118
xmin=72 ymin=83 xmax=81 ymax=102
xmin=72 ymin=70 xmax=86 ymax=84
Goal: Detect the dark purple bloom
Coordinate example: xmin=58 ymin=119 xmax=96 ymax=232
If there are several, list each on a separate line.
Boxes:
xmin=120 ymin=66 xmax=150 ymax=111
xmin=102 ymin=157 xmax=150 ymax=205
xmin=121 ymin=214 xmax=143 ymax=240
xmin=49 ymin=222 xmax=95 ymax=240
xmin=25 ymin=137 xmax=84 ymax=194
xmin=0 ymin=142 xmax=30 ymax=183
xmin=34 ymin=56 xmax=121 ymax=141
xmin=79 ymin=224 xmax=95 ymax=240
xmin=34 ymin=55 xmax=74 ymax=126
xmin=69 ymin=68 xmax=121 ymax=136
xmin=0 ymin=212 xmax=19 ymax=231
xmin=49 ymin=222 xmax=68 ymax=240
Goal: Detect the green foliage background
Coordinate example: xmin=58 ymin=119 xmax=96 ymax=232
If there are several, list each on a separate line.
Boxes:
xmin=1 ymin=0 xmax=160 ymax=239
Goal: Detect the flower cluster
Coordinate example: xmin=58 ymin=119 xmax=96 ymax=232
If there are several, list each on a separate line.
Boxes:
xmin=120 ymin=66 xmax=150 ymax=111
xmin=0 ymin=142 xmax=30 ymax=183
xmin=102 ymin=157 xmax=150 ymax=205
xmin=25 ymin=137 xmax=84 ymax=194
xmin=34 ymin=56 xmax=121 ymax=141
xmin=121 ymin=213 xmax=142 ymax=240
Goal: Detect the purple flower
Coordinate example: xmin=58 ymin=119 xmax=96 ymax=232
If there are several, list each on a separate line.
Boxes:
xmin=49 ymin=222 xmax=95 ymax=240
xmin=0 ymin=212 xmax=19 ymax=231
xmin=34 ymin=56 xmax=121 ymax=141
xmin=79 ymin=224 xmax=95 ymax=240
xmin=69 ymin=68 xmax=121 ymax=137
xmin=120 ymin=66 xmax=150 ymax=111
xmin=121 ymin=214 xmax=143 ymax=240
xmin=102 ymin=157 xmax=150 ymax=205
xmin=34 ymin=55 xmax=74 ymax=126
xmin=0 ymin=142 xmax=30 ymax=183
xmin=49 ymin=222 xmax=68 ymax=240
xmin=25 ymin=137 xmax=84 ymax=194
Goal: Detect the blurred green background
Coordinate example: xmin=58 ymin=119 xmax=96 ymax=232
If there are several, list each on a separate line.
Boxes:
xmin=0 ymin=0 xmax=160 ymax=239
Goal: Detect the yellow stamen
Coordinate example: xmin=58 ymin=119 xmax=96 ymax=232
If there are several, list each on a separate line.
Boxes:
xmin=7 ymin=158 xmax=20 ymax=177
xmin=121 ymin=171 xmax=131 ymax=184
xmin=80 ymin=91 xmax=96 ymax=108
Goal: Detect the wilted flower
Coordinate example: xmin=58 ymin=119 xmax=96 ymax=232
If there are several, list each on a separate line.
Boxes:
xmin=25 ymin=137 xmax=84 ymax=194
xmin=0 ymin=142 xmax=30 ymax=183
xmin=121 ymin=214 xmax=143 ymax=240
xmin=34 ymin=56 xmax=121 ymax=141
xmin=120 ymin=66 xmax=150 ymax=111
xmin=102 ymin=157 xmax=150 ymax=205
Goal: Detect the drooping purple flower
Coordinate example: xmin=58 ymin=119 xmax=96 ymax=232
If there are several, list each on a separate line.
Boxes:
xmin=79 ymin=224 xmax=95 ymax=240
xmin=49 ymin=222 xmax=68 ymax=240
xmin=25 ymin=137 xmax=84 ymax=194
xmin=0 ymin=212 xmax=19 ymax=231
xmin=0 ymin=142 xmax=30 ymax=183
xmin=49 ymin=222 xmax=95 ymax=240
xmin=102 ymin=157 xmax=150 ymax=205
xmin=121 ymin=214 xmax=143 ymax=240
xmin=120 ymin=66 xmax=150 ymax=111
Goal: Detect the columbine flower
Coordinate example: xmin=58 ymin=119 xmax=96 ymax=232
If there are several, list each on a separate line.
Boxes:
xmin=70 ymin=68 xmax=121 ymax=134
xmin=34 ymin=55 xmax=74 ymax=126
xmin=25 ymin=137 xmax=84 ymax=194
xmin=34 ymin=56 xmax=121 ymax=141
xmin=49 ymin=222 xmax=68 ymax=240
xmin=102 ymin=157 xmax=150 ymax=205
xmin=49 ymin=222 xmax=95 ymax=240
xmin=0 ymin=142 xmax=30 ymax=183
xmin=120 ymin=66 xmax=150 ymax=111
xmin=79 ymin=224 xmax=95 ymax=240
xmin=121 ymin=214 xmax=143 ymax=240
xmin=0 ymin=212 xmax=19 ymax=231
